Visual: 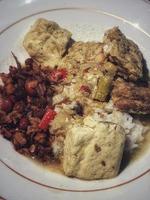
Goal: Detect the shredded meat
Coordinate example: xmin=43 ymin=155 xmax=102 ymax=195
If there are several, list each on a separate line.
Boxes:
xmin=112 ymin=79 xmax=150 ymax=114
xmin=0 ymin=57 xmax=56 ymax=162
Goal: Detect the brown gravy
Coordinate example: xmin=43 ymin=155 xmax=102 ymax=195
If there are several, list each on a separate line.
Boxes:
xmin=131 ymin=117 xmax=150 ymax=162
xmin=42 ymin=161 xmax=64 ymax=174
xmin=130 ymin=130 xmax=150 ymax=162
xmin=120 ymin=126 xmax=150 ymax=172
xmin=30 ymin=158 xmax=64 ymax=174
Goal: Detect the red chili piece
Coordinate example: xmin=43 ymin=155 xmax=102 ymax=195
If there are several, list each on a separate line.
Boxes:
xmin=80 ymin=85 xmax=91 ymax=93
xmin=25 ymin=79 xmax=38 ymax=96
xmin=50 ymin=68 xmax=67 ymax=82
xmin=39 ymin=108 xmax=57 ymax=129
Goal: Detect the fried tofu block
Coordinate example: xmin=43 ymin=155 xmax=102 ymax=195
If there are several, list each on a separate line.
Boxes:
xmin=23 ymin=18 xmax=72 ymax=68
xmin=63 ymin=118 xmax=125 ymax=180
xmin=103 ymin=27 xmax=143 ymax=81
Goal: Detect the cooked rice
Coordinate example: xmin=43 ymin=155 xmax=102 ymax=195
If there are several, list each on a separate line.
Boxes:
xmin=90 ymin=101 xmax=148 ymax=151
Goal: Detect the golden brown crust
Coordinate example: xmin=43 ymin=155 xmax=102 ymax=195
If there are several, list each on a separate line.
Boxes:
xmin=112 ymin=79 xmax=150 ymax=114
xmin=103 ymin=27 xmax=144 ymax=81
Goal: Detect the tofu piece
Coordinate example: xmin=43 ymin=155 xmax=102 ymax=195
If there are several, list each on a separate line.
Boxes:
xmin=23 ymin=18 xmax=72 ymax=68
xmin=63 ymin=119 xmax=125 ymax=180
xmin=103 ymin=27 xmax=143 ymax=81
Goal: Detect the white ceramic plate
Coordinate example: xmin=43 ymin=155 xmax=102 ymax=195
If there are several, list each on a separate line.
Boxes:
xmin=0 ymin=1 xmax=150 ymax=200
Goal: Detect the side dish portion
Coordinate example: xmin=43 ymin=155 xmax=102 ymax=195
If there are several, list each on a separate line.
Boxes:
xmin=0 ymin=59 xmax=56 ymax=161
xmin=112 ymin=79 xmax=150 ymax=114
xmin=63 ymin=120 xmax=125 ymax=180
xmin=103 ymin=27 xmax=143 ymax=81
xmin=23 ymin=18 xmax=72 ymax=68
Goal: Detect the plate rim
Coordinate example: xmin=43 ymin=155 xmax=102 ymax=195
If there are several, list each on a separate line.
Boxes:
xmin=0 ymin=158 xmax=149 ymax=192
xmin=0 ymin=6 xmax=150 ymax=194
xmin=0 ymin=6 xmax=150 ymax=38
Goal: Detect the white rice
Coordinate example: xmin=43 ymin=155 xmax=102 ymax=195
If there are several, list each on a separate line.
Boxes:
xmin=90 ymin=101 xmax=148 ymax=151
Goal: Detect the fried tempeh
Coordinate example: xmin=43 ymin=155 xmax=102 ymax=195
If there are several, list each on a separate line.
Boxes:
xmin=112 ymin=79 xmax=150 ymax=114
xmin=103 ymin=27 xmax=144 ymax=81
